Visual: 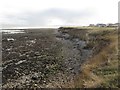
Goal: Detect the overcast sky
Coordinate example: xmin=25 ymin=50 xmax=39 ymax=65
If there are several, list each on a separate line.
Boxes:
xmin=0 ymin=0 xmax=119 ymax=28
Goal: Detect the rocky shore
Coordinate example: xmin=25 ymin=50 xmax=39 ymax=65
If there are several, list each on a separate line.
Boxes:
xmin=2 ymin=28 xmax=93 ymax=88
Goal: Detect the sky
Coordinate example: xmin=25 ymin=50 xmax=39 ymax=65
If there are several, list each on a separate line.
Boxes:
xmin=0 ymin=0 xmax=119 ymax=28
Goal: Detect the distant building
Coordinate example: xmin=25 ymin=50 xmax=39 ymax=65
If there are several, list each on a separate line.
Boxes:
xmin=89 ymin=24 xmax=95 ymax=27
xmin=107 ymin=23 xmax=118 ymax=27
xmin=96 ymin=24 xmax=106 ymax=27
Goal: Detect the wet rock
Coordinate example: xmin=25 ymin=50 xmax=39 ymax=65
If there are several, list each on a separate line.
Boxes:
xmin=31 ymin=76 xmax=38 ymax=80
xmin=7 ymin=38 xmax=15 ymax=41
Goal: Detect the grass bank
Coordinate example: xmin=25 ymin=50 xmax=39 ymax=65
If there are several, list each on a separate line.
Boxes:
xmin=59 ymin=26 xmax=118 ymax=88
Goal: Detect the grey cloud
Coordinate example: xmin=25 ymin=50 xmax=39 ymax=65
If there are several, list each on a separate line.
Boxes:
xmin=2 ymin=8 xmax=94 ymax=27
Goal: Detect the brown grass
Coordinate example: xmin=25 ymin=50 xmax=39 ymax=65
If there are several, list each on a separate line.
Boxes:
xmin=73 ymin=28 xmax=118 ymax=88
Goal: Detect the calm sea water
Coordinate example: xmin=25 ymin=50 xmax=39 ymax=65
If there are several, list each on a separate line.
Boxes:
xmin=1 ymin=29 xmax=25 ymax=34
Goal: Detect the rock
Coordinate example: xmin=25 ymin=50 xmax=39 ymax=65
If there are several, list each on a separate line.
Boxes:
xmin=31 ymin=76 xmax=38 ymax=80
xmin=7 ymin=38 xmax=15 ymax=41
